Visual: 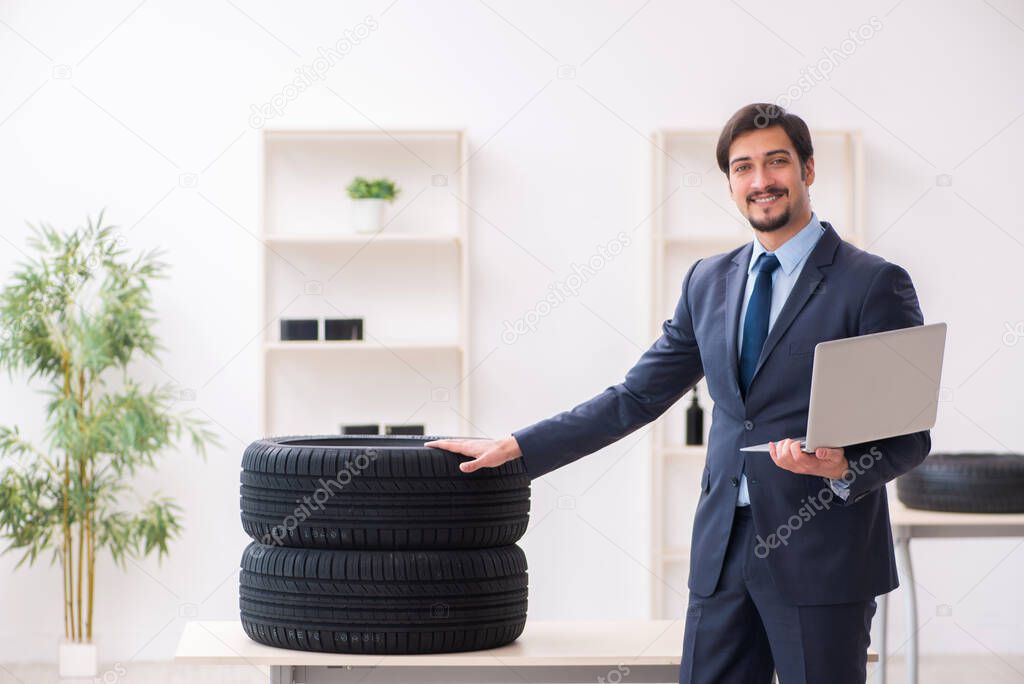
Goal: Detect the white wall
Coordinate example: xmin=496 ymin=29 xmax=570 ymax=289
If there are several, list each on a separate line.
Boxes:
xmin=1 ymin=0 xmax=1022 ymax=665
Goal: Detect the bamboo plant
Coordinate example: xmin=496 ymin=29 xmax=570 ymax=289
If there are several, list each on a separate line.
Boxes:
xmin=0 ymin=212 xmax=217 ymax=643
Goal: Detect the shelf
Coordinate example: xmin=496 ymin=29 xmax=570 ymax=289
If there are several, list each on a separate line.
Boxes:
xmin=659 ymin=546 xmax=690 ymax=561
xmin=264 ymin=233 xmax=461 ymax=247
xmin=264 ymin=341 xmax=463 ymax=353
xmin=657 ymin=128 xmax=860 ymax=138
xmin=660 ymin=445 xmax=707 ymax=458
xmin=264 ymin=128 xmax=462 ymax=140
xmin=660 ymin=233 xmax=747 ymax=247
xmin=258 ymin=127 xmax=471 ymax=436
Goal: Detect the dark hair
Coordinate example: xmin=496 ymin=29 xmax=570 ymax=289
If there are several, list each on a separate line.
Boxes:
xmin=716 ymin=103 xmax=813 ymax=176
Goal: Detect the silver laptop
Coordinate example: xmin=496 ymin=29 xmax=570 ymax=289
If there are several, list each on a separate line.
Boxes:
xmin=740 ymin=322 xmax=947 ymax=453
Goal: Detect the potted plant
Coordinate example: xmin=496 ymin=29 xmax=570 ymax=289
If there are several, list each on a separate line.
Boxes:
xmin=346 ymin=176 xmax=401 ymax=234
xmin=0 ymin=212 xmax=218 ymax=678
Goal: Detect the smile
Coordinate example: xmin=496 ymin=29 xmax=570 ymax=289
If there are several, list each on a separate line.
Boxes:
xmin=751 ymin=193 xmax=783 ymax=206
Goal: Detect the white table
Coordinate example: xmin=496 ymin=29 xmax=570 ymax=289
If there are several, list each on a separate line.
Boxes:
xmin=879 ymin=494 xmax=1024 ymax=684
xmin=176 ymin=619 xmax=877 ymax=683
xmin=177 ymin=620 xmax=684 ymax=683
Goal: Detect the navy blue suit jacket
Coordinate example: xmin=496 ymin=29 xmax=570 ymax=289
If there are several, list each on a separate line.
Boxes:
xmin=512 ymin=221 xmax=930 ymax=605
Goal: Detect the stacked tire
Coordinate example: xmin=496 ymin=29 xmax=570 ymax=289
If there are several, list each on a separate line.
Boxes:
xmin=238 ymin=435 xmax=531 ymax=654
xmin=896 ymin=452 xmax=1024 ymax=513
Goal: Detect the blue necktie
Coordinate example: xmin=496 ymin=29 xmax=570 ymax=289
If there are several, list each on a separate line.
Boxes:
xmin=739 ymin=253 xmax=781 ymax=398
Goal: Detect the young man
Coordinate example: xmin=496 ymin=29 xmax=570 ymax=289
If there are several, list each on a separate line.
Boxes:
xmin=426 ymin=103 xmax=930 ymax=683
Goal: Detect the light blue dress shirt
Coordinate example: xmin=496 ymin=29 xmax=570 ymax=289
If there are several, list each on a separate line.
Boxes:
xmin=734 ymin=212 xmax=850 ymax=506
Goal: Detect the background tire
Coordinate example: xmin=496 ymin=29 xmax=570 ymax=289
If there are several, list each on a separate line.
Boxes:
xmin=240 ymin=435 xmax=530 ymax=550
xmin=239 ymin=542 xmax=528 ymax=654
xmin=896 ymin=452 xmax=1024 ymax=513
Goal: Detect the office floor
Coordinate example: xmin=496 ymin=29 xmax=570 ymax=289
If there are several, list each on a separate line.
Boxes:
xmin=2 ymin=655 xmax=1024 ymax=683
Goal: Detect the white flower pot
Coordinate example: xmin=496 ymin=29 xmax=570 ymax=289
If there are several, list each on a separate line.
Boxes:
xmin=351 ymin=198 xmax=387 ymax=234
xmin=58 ymin=640 xmax=97 ymax=679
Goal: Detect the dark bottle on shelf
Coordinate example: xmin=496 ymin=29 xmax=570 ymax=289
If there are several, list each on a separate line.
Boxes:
xmin=685 ymin=389 xmax=704 ymax=446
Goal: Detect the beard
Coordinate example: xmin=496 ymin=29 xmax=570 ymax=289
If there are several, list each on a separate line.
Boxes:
xmin=746 ymin=188 xmax=791 ymax=232
xmin=747 ymin=205 xmax=791 ymax=233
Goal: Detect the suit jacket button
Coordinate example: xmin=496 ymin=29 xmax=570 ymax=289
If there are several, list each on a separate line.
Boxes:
xmin=750 ymin=478 xmax=759 ymax=485
xmin=744 ymin=420 xmax=754 ymax=430
xmin=730 ymin=477 xmax=739 ymax=486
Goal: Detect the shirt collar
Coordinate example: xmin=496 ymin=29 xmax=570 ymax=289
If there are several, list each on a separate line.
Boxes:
xmin=748 ymin=211 xmax=825 ymax=276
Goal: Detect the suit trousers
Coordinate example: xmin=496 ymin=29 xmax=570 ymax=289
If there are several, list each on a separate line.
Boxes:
xmin=679 ymin=505 xmax=877 ymax=683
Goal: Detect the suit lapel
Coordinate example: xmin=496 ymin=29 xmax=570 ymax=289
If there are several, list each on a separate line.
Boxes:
xmin=724 ymin=242 xmax=752 ymax=398
xmin=746 ymin=221 xmax=841 ymax=392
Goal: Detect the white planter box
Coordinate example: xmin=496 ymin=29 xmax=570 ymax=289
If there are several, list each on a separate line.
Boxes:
xmin=58 ymin=641 xmax=97 ymax=678
xmin=351 ymin=198 xmax=387 ymax=233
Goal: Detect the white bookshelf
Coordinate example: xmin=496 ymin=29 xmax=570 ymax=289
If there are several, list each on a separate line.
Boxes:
xmin=648 ymin=128 xmax=864 ymax=618
xmin=257 ymin=128 xmax=471 ymax=438
xmin=264 ymin=233 xmax=461 ymax=246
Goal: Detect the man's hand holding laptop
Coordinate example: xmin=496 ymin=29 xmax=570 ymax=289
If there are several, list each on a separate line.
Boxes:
xmin=768 ymin=438 xmax=849 ymax=479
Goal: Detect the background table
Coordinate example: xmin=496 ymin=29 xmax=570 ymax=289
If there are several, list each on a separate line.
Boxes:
xmin=879 ymin=494 xmax=1024 ymax=684
xmin=176 ymin=619 xmax=876 ymax=683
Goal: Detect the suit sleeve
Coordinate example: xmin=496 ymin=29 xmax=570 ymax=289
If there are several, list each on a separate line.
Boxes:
xmin=835 ymin=261 xmax=932 ymax=505
xmin=512 ymin=259 xmax=706 ymax=480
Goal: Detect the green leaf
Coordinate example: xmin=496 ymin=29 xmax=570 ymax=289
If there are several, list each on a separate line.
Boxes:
xmin=345 ymin=176 xmax=400 ymax=201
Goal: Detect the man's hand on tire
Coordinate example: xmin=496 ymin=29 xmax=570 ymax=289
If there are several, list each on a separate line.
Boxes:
xmin=424 ymin=436 xmax=523 ymax=473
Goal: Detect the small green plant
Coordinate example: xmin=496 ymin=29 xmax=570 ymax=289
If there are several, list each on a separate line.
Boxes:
xmin=0 ymin=211 xmax=218 ymax=643
xmin=346 ymin=176 xmax=400 ymax=201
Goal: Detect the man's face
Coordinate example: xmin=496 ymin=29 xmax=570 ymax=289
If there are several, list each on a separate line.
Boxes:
xmin=726 ymin=126 xmax=814 ymax=233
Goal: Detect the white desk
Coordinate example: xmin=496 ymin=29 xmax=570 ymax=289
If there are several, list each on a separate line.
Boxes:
xmin=880 ymin=494 xmax=1024 ymax=684
xmin=176 ymin=619 xmax=876 ymax=683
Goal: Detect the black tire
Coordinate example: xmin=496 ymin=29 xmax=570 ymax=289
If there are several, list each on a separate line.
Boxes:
xmin=239 ymin=542 xmax=528 ymax=654
xmin=896 ymin=452 xmax=1024 ymax=513
xmin=240 ymin=435 xmax=531 ymax=550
